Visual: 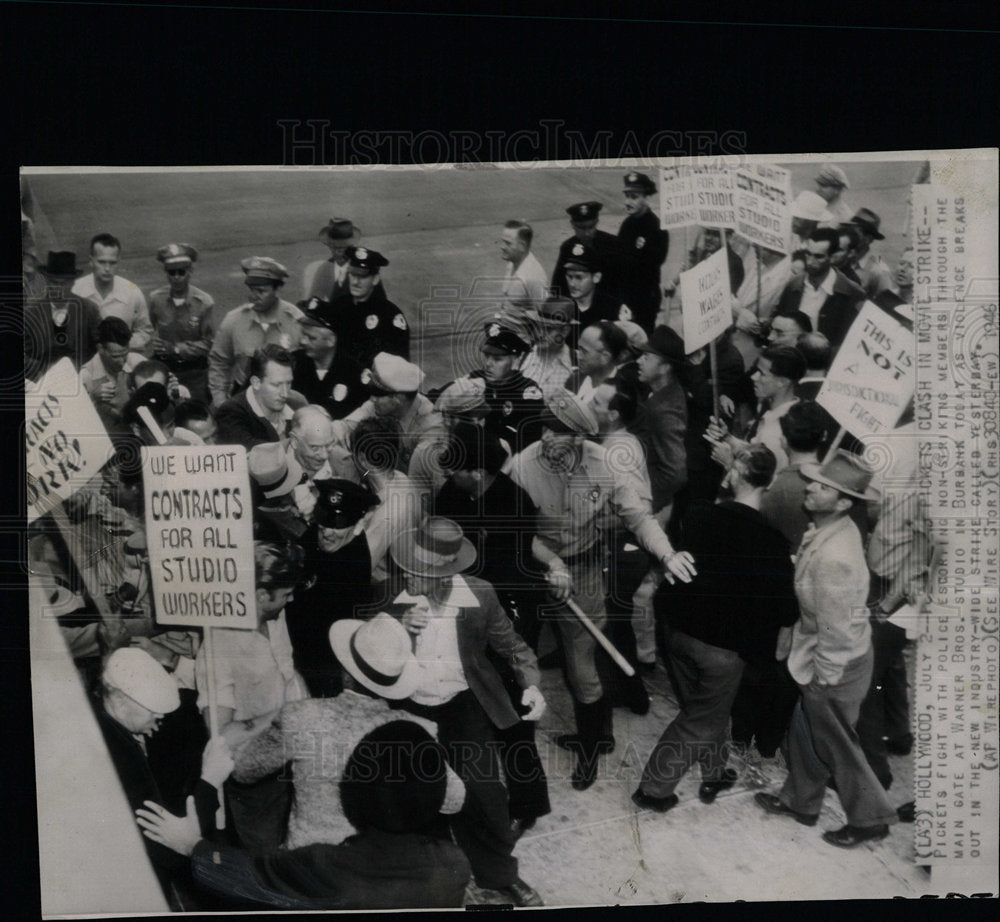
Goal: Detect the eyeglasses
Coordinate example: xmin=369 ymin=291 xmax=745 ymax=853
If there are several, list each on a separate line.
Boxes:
xmin=166 ymin=268 xmax=189 ymax=277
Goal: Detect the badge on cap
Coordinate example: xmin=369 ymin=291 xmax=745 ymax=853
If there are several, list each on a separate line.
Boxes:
xmin=580 ymin=205 xmax=589 ymax=217
xmin=572 ymin=244 xmax=584 ymax=257
xmin=355 ymin=247 xmax=368 ymax=260
xmin=393 ymin=313 xmax=407 ymax=330
xmin=628 ymin=173 xmax=637 ymax=183
xmin=589 ymin=487 xmax=601 ymax=504
xmin=488 ymin=323 xmax=501 ymax=338
xmin=328 ymin=489 xmax=343 ymax=506
xmin=366 ymin=314 xmax=379 ymax=330
xmin=333 ymin=383 xmax=347 ymax=402
xmin=360 ymin=368 xmax=373 ymax=385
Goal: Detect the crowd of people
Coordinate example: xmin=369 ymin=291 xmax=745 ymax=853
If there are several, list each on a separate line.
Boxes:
xmin=24 ymin=164 xmax=931 ymax=910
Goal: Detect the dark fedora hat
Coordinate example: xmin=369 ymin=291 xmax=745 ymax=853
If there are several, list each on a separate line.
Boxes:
xmin=849 ymin=208 xmax=885 ymax=241
xmin=390 ymin=516 xmax=476 ymax=578
xmin=40 ymin=251 xmax=82 ymax=278
xmin=318 ymin=217 xmax=361 ymax=244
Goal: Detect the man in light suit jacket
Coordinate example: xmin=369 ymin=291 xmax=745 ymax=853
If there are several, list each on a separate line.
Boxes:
xmin=755 ymin=452 xmax=897 ymax=848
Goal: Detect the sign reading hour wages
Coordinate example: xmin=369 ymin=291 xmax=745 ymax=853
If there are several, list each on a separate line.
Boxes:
xmin=679 ymin=246 xmax=732 ymax=352
xmin=817 ymin=301 xmax=915 ymax=436
xmin=142 ymin=445 xmax=255 ymax=629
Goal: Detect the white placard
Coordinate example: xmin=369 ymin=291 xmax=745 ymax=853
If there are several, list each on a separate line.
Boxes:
xmin=734 ymin=163 xmax=792 ymax=253
xmin=679 ymin=246 xmax=732 ymax=352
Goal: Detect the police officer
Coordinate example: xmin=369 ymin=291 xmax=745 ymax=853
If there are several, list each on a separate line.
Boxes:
xmin=292 ymin=297 xmax=367 ymax=419
xmin=508 ymin=389 xmax=697 ymax=789
xmin=331 ymin=246 xmax=409 ymax=368
xmin=560 ymin=242 xmax=626 ymax=347
xmin=466 ymin=321 xmax=546 ymax=456
xmin=208 ymin=256 xmax=303 ymax=405
xmin=149 ymin=244 xmax=215 ymax=403
xmin=551 ymin=201 xmax=623 ymax=304
xmin=618 ymin=172 xmax=668 ymax=333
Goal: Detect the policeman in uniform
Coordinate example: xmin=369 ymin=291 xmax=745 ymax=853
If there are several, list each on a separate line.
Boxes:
xmin=618 ymin=172 xmax=668 ymax=333
xmin=551 ymin=201 xmax=623 ymax=304
xmin=461 ymin=321 xmax=546 ymax=456
xmin=330 ymin=246 xmax=409 ymax=368
xmin=561 ymin=242 xmax=625 ymax=348
xmin=292 ymin=297 xmax=367 ymax=419
xmin=148 ymin=244 xmax=215 ymax=403
xmin=208 ymin=256 xmax=304 ymax=405
xmin=508 ymin=389 xmax=697 ymax=789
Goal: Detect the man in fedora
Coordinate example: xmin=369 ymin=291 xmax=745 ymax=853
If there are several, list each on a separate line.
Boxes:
xmin=24 ymin=250 xmax=102 ymax=381
xmin=303 ymin=217 xmax=363 ymax=303
xmin=755 ymin=451 xmax=897 ymax=848
xmin=247 ymin=441 xmax=309 ymax=542
xmin=847 ymin=207 xmax=896 ymax=300
xmin=148 ymin=243 xmax=215 ymax=403
xmin=378 ymin=516 xmax=546 ymax=906
xmin=551 ymin=201 xmax=623 ymax=305
xmin=618 ymin=171 xmax=669 ymax=333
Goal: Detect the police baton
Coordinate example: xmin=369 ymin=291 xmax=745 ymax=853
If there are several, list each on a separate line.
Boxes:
xmin=564 ymin=597 xmax=635 ymax=677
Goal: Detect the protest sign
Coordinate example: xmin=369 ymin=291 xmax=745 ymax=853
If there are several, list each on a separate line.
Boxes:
xmin=689 ymin=165 xmax=736 ymax=228
xmin=817 ymin=301 xmax=915 ymax=436
xmin=679 ymin=246 xmax=732 ymax=353
xmin=26 ymin=358 xmax=114 ymax=523
xmin=659 ymin=165 xmax=698 ymax=229
xmin=735 ymin=163 xmax=792 ymax=253
xmin=142 ymin=445 xmax=256 ymax=629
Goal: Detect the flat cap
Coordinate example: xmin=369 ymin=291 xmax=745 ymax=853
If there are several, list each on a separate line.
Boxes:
xmin=482 ymin=320 xmax=531 ymax=356
xmin=346 ymin=246 xmax=389 ymax=274
xmin=313 ymin=478 xmax=380 ymax=529
xmin=624 ymin=171 xmax=657 ymax=195
xmin=104 ymin=648 xmax=180 ymax=715
xmin=241 ymin=256 xmax=289 ymax=283
xmin=435 ymin=376 xmax=487 ymax=416
xmin=814 ymin=163 xmax=850 ymax=189
xmin=542 ymin=387 xmax=599 ymax=435
xmin=562 ymin=241 xmax=601 ymax=272
xmin=157 ymin=243 xmax=198 ymax=266
xmin=248 ymin=441 xmax=305 ymax=499
xmin=640 ymin=325 xmax=687 ymax=364
xmin=566 ymin=201 xmax=602 ymax=224
xmin=364 ymin=352 xmax=424 ymax=394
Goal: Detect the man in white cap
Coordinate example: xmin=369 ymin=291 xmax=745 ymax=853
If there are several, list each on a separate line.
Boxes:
xmin=813 ymin=162 xmax=853 ymax=226
xmin=755 ymin=451 xmax=897 ymax=848
xmin=148 ymin=243 xmax=215 ymax=403
xmin=509 ymin=389 xmax=696 ymax=790
xmin=335 ymin=352 xmax=446 ymax=473
xmin=208 ymin=256 xmax=304 ymax=405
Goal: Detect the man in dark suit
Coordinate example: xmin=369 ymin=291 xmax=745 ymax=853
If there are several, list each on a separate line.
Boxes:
xmin=216 ymin=345 xmax=295 ymax=449
xmin=302 ymin=217 xmax=362 ymax=302
xmin=618 ymin=172 xmax=668 ymax=333
xmin=291 ymin=298 xmax=366 ymax=419
xmin=632 ymin=445 xmax=798 ymax=814
xmin=774 ymin=227 xmax=865 ymax=352
xmin=551 ymin=201 xmax=623 ymax=304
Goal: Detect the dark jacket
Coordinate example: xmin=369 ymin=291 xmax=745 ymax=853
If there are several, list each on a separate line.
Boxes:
xmin=632 ymin=379 xmax=688 ymax=511
xmin=551 ymin=229 xmax=624 ymax=302
xmin=24 ymin=295 xmax=101 ymax=381
xmin=215 ymin=390 xmax=284 ymax=450
xmin=618 ymin=209 xmax=668 ymax=319
xmin=468 ymin=369 xmax=546 ymax=455
xmin=291 ymin=349 xmax=367 ymax=420
xmin=331 ymin=287 xmax=409 ymax=369
xmin=658 ymin=500 xmax=799 ymax=656
xmin=775 ymin=268 xmax=866 ymax=350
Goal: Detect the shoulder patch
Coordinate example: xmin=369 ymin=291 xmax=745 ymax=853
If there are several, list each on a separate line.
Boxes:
xmin=618 ymin=304 xmax=633 ymax=322
xmin=392 ymin=313 xmax=408 ymax=331
xmin=522 ymin=385 xmax=543 ymax=400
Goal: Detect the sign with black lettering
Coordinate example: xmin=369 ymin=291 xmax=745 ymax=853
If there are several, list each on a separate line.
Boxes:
xmin=142 ymin=445 xmax=255 ymax=629
xmin=679 ymin=247 xmax=732 ymax=352
xmin=26 ymin=358 xmax=114 ymax=523
xmin=817 ymin=301 xmax=915 ymax=436
xmin=734 ymin=163 xmax=792 ymax=253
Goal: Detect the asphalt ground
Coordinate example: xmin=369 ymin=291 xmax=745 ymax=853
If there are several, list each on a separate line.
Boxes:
xmin=26 ymin=160 xmax=933 ymax=906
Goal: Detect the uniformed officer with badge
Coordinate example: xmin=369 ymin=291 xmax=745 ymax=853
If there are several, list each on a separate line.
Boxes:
xmin=464 ymin=321 xmax=547 ymax=456
xmin=618 ymin=172 xmax=669 ymax=334
xmin=560 ymin=242 xmax=626 ymax=347
xmin=551 ymin=201 xmax=624 ymax=304
xmin=148 ymin=243 xmax=215 ymax=402
xmin=330 ymin=246 xmax=409 ymax=368
xmin=292 ymin=297 xmax=367 ymax=420
xmin=207 ymin=256 xmax=304 ymax=405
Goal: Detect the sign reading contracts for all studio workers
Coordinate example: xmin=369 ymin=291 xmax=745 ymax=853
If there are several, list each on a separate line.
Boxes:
xmin=142 ymin=445 xmax=255 ymax=629
xmin=817 ymin=301 xmax=915 ymax=436
xmin=679 ymin=246 xmax=732 ymax=352
xmin=734 ymin=163 xmax=792 ymax=254
xmin=26 ymin=358 xmax=114 ymax=523
xmin=659 ymin=165 xmax=737 ymax=230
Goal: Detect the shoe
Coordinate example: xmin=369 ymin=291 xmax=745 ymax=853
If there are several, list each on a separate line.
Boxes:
xmin=885 ymin=736 xmax=913 ymax=756
xmin=631 ymin=788 xmax=679 ymax=813
xmin=896 ymin=801 xmax=915 ymax=823
xmin=753 ymin=792 xmax=819 ymax=826
xmin=509 ymin=816 xmax=536 ymax=843
xmin=698 ymin=767 xmax=738 ymax=804
xmin=496 ymin=878 xmax=544 ymax=907
xmin=822 ymin=824 xmax=890 ymax=848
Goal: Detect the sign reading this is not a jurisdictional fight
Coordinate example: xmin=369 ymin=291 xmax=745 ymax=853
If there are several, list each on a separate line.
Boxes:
xmin=142 ymin=445 xmax=256 ymax=629
xmin=817 ymin=301 xmax=915 ymax=436
xmin=679 ymin=246 xmax=732 ymax=353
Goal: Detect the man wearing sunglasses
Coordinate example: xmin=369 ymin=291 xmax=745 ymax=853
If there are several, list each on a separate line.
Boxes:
xmin=149 ymin=243 xmax=216 ymax=403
